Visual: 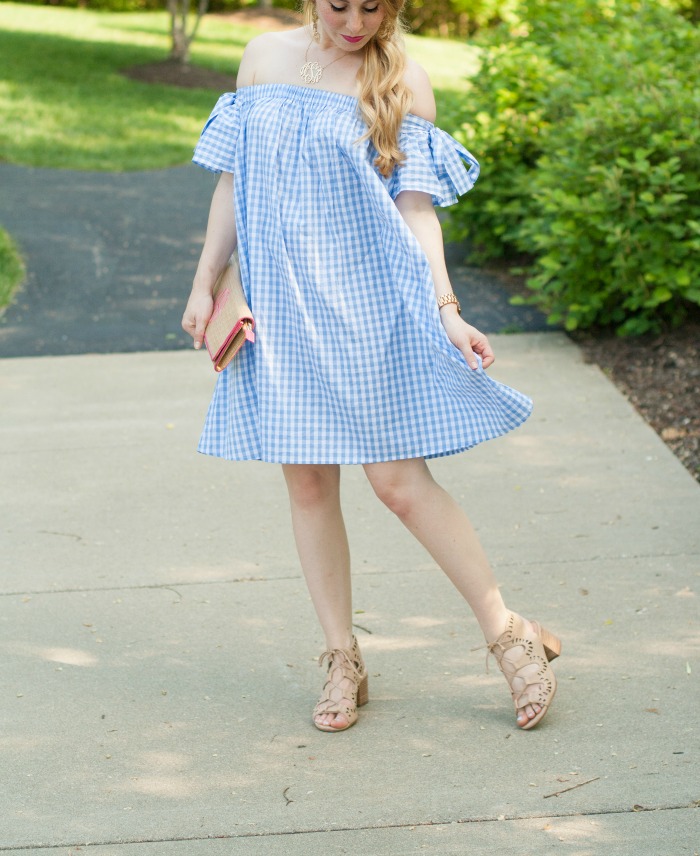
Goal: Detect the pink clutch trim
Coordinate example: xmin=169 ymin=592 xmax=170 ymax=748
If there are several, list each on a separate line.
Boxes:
xmin=209 ymin=286 xmax=230 ymax=323
xmin=203 ymin=260 xmax=255 ymax=372
xmin=209 ymin=320 xmax=255 ymax=359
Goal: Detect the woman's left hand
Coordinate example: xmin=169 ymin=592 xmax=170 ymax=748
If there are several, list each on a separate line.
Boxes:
xmin=440 ymin=309 xmax=495 ymax=370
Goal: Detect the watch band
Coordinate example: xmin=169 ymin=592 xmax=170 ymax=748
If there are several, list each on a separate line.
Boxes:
xmin=437 ymin=293 xmax=461 ymax=314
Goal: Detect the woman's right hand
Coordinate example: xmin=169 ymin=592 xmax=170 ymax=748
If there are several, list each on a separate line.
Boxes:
xmin=183 ymin=171 xmax=236 ymax=350
xmin=181 ymin=288 xmax=214 ymax=351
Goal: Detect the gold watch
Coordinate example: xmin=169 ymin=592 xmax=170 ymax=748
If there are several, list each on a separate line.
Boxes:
xmin=437 ymin=293 xmax=461 ymax=314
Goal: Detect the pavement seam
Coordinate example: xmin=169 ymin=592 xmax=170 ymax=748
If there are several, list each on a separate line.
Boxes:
xmin=1 ymin=802 xmax=697 ymax=851
xmin=1 ymin=550 xmax=696 ymax=599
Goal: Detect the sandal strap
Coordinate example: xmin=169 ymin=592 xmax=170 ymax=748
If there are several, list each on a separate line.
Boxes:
xmin=482 ymin=613 xmax=558 ymax=714
xmin=318 ymin=647 xmax=364 ymax=683
xmin=313 ymin=637 xmax=367 ymax=721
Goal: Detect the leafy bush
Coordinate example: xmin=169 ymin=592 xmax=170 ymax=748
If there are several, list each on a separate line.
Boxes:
xmin=658 ymin=0 xmax=700 ymax=20
xmin=406 ymin=0 xmax=518 ymax=36
xmin=447 ymin=0 xmax=700 ymax=334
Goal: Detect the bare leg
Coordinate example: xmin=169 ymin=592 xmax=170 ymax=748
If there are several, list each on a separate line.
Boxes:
xmin=363 ymin=457 xmax=545 ymax=727
xmin=282 ymin=464 xmax=356 ymax=729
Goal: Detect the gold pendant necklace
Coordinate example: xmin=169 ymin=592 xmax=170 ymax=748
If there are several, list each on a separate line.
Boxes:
xmin=300 ymin=42 xmax=345 ymax=85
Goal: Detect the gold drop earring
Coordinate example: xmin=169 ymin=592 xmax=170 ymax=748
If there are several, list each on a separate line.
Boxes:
xmin=312 ymin=4 xmax=320 ymax=42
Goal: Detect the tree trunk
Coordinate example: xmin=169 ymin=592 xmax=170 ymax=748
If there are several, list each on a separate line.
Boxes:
xmin=168 ymin=0 xmax=210 ymax=66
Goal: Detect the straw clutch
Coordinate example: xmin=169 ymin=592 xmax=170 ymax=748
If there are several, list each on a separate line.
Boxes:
xmin=204 ymin=258 xmax=255 ymax=372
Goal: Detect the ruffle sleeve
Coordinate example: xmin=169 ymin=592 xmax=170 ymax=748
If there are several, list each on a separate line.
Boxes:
xmin=192 ymin=92 xmax=241 ymax=174
xmin=386 ymin=115 xmax=480 ymax=207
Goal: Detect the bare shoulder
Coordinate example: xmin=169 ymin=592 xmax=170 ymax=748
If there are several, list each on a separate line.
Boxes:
xmin=403 ymin=58 xmax=436 ymax=123
xmin=237 ymin=29 xmax=307 ymax=87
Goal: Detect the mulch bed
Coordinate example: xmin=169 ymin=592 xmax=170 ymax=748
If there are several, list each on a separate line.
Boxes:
xmin=121 ymin=59 xmax=237 ymax=90
xmin=121 ymin=8 xmax=301 ymax=90
xmin=215 ymin=7 xmax=302 ymax=29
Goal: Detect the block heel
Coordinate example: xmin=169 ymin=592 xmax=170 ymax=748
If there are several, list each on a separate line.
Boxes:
xmin=533 ymin=622 xmax=562 ymax=662
xmin=357 ymin=673 xmax=369 ymax=708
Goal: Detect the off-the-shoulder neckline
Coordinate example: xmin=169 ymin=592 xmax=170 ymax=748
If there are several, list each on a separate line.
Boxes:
xmin=233 ymin=83 xmax=436 ymax=128
xmin=236 ymin=82 xmax=357 ymax=102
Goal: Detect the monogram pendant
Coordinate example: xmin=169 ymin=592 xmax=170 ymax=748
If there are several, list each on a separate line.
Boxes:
xmin=300 ymin=60 xmax=323 ymax=85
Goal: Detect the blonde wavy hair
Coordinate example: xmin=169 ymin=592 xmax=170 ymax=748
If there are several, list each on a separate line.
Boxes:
xmin=303 ymin=0 xmax=413 ymax=177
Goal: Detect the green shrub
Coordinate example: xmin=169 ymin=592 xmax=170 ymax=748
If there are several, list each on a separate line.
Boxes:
xmin=407 ymin=0 xmax=518 ymax=36
xmin=658 ymin=0 xmax=700 ymax=20
xmin=521 ymin=85 xmax=700 ymax=335
xmin=447 ymin=0 xmax=700 ymax=334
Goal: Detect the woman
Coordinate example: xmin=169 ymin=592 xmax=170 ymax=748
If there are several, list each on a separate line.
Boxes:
xmin=182 ymin=0 xmax=560 ymax=732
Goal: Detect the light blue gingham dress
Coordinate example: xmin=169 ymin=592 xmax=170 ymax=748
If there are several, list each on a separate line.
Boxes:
xmin=193 ymin=84 xmax=532 ymax=464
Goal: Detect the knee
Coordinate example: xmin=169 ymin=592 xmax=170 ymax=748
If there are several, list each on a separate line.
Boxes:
xmin=283 ymin=465 xmax=339 ymax=511
xmin=367 ymin=472 xmax=419 ymax=520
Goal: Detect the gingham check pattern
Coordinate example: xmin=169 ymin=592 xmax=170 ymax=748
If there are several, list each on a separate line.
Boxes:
xmin=193 ymin=85 xmax=532 ymax=464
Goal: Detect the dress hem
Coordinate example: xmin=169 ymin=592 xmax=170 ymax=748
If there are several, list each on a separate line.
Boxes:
xmin=195 ymin=421 xmax=530 ymax=465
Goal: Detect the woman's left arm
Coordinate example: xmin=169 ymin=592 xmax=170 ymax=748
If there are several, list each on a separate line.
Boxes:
xmin=394 ymin=190 xmax=494 ymax=370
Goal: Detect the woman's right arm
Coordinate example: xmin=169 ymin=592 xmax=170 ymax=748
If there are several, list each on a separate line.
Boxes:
xmin=181 ymin=171 xmax=237 ymax=350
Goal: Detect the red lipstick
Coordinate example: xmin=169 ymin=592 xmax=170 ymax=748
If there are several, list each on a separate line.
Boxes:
xmin=342 ymin=35 xmax=364 ymax=43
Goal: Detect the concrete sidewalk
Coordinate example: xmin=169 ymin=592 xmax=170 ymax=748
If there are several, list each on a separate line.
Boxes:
xmin=1 ymin=335 xmax=698 ymax=854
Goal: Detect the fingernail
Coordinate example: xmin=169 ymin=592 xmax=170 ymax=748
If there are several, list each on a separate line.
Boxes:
xmin=194 ymin=342 xmax=201 ymax=350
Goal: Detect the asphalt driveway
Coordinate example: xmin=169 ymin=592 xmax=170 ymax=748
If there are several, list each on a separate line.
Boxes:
xmin=0 ymin=162 xmax=548 ymax=359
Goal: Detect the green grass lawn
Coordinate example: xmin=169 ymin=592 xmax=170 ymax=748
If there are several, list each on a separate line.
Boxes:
xmin=0 ymin=227 xmax=25 ymax=311
xmin=0 ymin=2 xmax=477 ymax=172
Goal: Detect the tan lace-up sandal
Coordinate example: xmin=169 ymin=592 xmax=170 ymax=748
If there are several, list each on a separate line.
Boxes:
xmin=487 ymin=612 xmax=561 ymax=730
xmin=313 ymin=635 xmax=369 ymax=732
